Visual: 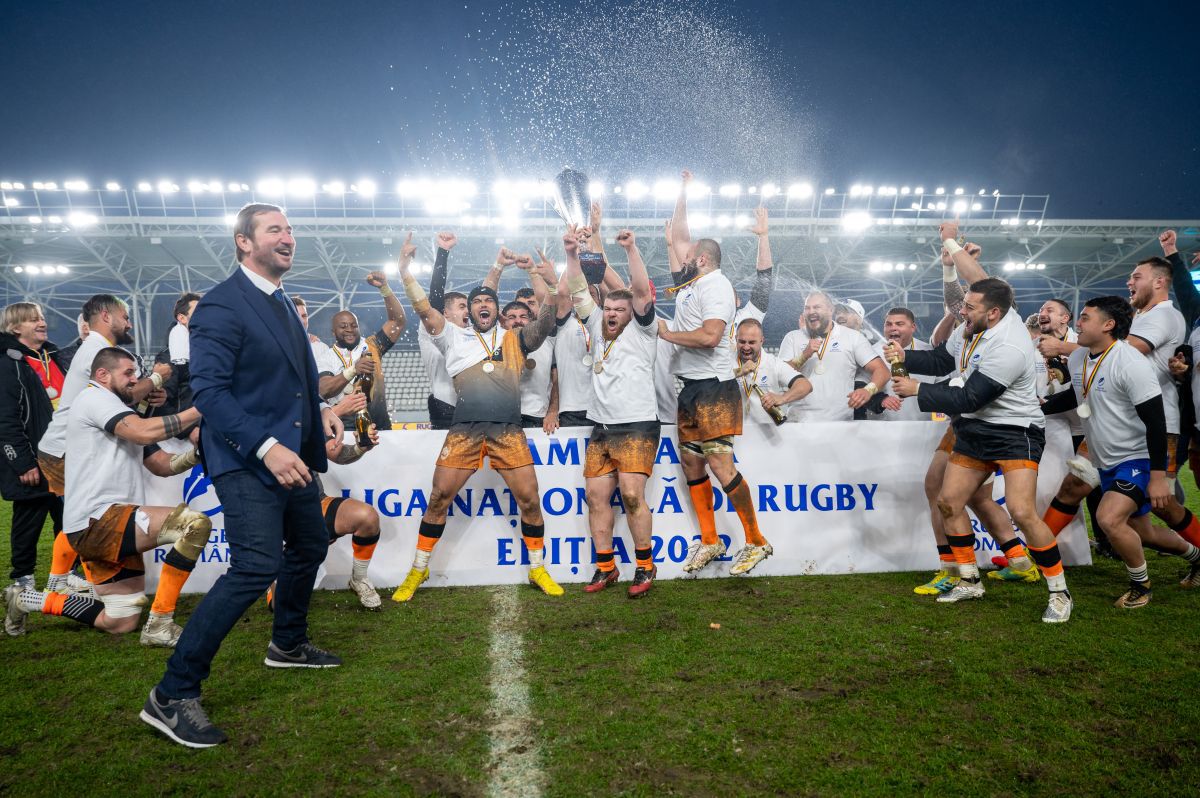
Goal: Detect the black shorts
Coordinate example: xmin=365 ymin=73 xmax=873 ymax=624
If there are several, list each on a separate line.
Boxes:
xmin=949 ymin=417 xmax=1045 ymax=473
xmin=676 ymin=378 xmax=742 ymax=445
xmin=320 ymin=495 xmax=347 ymax=543
xmin=557 ymin=410 xmax=592 ymax=428
xmin=427 ymin=396 xmax=456 ymax=431
xmin=520 ymin=415 xmax=544 ymax=429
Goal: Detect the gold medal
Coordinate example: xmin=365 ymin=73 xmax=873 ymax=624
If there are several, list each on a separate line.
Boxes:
xmin=815 ymin=362 xmax=826 ymax=375
xmin=524 ymin=358 xmax=536 ymax=371
xmin=46 ymin=387 xmax=58 ymax=399
xmin=950 ymin=376 xmax=965 ymax=388
xmin=593 ymin=361 xmax=604 ymax=374
xmin=482 ymin=362 xmax=496 ymax=374
xmin=582 ymin=354 xmax=593 ymax=367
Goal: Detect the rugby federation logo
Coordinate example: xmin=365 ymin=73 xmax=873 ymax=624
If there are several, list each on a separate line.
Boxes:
xmin=183 ymin=465 xmax=223 ymax=517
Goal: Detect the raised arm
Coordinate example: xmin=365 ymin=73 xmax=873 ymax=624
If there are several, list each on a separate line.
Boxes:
xmin=397 ymin=232 xmax=446 ymax=336
xmin=483 ymin=247 xmax=517 ymax=292
xmin=586 ymin=201 xmax=607 ymax=262
xmin=939 ymin=221 xmax=988 ymax=285
xmin=931 ymin=310 xmax=958 ymax=348
xmin=670 ymin=170 xmax=693 ymax=263
xmin=517 ymin=259 xmax=561 ymax=354
xmin=616 ymin=230 xmax=653 ymax=316
xmin=1161 ymin=230 xmax=1200 ymax=326
xmin=428 ymin=231 xmax=457 ymax=312
xmin=941 ymin=248 xmax=967 ymax=318
xmin=664 ymin=219 xmax=683 ymax=278
xmin=746 ymin=206 xmax=776 ymax=312
xmin=562 ymin=227 xmax=596 ymax=320
xmin=365 ymin=270 xmax=407 ymax=343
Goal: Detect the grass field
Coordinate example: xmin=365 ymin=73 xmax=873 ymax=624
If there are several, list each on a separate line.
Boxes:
xmin=2 ymin=480 xmax=1199 ymax=797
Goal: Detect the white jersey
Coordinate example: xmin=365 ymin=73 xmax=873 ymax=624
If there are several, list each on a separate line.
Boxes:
xmin=554 ymin=316 xmax=595 ymax=414
xmin=63 ymin=382 xmax=143 ymax=534
xmin=654 ymin=335 xmax=679 ymax=423
xmin=585 ymin=309 xmax=659 ymax=425
xmin=40 ymin=333 xmax=119 ymax=458
xmin=309 ymin=336 xmax=332 ymax=369
xmin=956 ymin=308 xmax=1044 ymax=429
xmin=418 ymin=325 xmax=456 ymax=406
xmin=519 ymin=338 xmax=555 ymax=418
xmin=736 ymin=351 xmax=803 ymax=429
xmin=668 ymin=269 xmax=737 ymax=381
xmin=319 ymin=339 xmax=370 ymax=397
xmin=1035 ymin=326 xmax=1083 ymax=436
xmin=873 ymin=338 xmax=936 ymax=422
xmin=1129 ymin=300 xmax=1186 ymax=435
xmin=1066 ymin=341 xmax=1161 ymax=469
xmin=778 ymin=324 xmax=881 ymax=422
xmin=167 ymin=324 xmax=190 ymax=363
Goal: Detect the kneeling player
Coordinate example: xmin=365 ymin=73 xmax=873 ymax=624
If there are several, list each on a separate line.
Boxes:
xmin=1041 ymin=297 xmax=1200 ymax=607
xmin=570 ymin=230 xmax=660 ymax=596
xmin=3 ymin=348 xmax=209 ymax=646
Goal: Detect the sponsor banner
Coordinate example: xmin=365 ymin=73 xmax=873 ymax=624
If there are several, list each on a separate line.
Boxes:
xmin=143 ymin=419 xmax=1089 ymax=593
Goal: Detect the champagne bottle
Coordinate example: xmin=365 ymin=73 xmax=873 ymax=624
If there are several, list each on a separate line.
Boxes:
xmin=886 ymin=343 xmax=909 ymax=378
xmin=752 ymin=383 xmax=788 ymax=426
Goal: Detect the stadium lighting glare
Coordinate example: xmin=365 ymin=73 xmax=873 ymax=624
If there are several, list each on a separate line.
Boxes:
xmin=32 ymin=182 xmax=44 ymax=190
xmin=4 ymin=197 xmax=18 ymax=207
xmin=715 ymin=214 xmax=732 ymax=229
xmin=47 ymin=215 xmax=62 ymax=224
xmin=136 ymin=182 xmax=152 ymax=192
xmin=322 ymin=181 xmax=346 ymax=194
xmin=935 ymin=201 xmax=947 ymax=211
xmin=992 ymin=189 xmax=1001 ymax=197
xmin=689 ymin=213 xmax=711 ymax=228
xmin=157 ymin=181 xmax=179 ymax=194
xmin=978 ymin=189 xmax=986 ymax=195
xmin=910 ymin=202 xmax=920 ymax=210
xmin=187 ymin=180 xmax=207 ymax=193
xmin=57 ymin=265 xmax=69 ymax=274
xmin=225 ymin=214 xmax=238 ymax=225
xmin=841 ymin=211 xmax=873 ymax=233
xmin=67 ymin=211 xmax=98 ymax=227
xmin=686 ymin=181 xmax=711 ymax=199
xmin=256 ymin=178 xmax=285 ymax=196
xmin=588 ymin=181 xmax=605 ymax=198
xmin=824 ymin=187 xmax=835 ymax=195
xmin=952 ymin=200 xmax=968 ymax=213
xmin=12 ymin=182 xmax=24 ymax=190
xmin=105 ymin=181 xmax=121 ymax=191
xmin=1026 ymin=219 xmax=1038 ymax=226
xmin=207 ymin=180 xmax=223 ymax=193
xmin=914 ymin=186 xmax=924 ymax=194
xmin=760 ymin=183 xmax=780 ymax=199
xmin=972 ymin=202 xmax=982 ymax=211
xmin=623 ymin=180 xmax=649 ymax=200
xmin=227 ymin=182 xmax=242 ymax=192
xmin=64 ymin=180 xmax=88 ymax=191
xmin=900 ymin=186 xmax=911 ymax=195
xmin=934 ymin=187 xmax=945 ymax=195
xmin=13 ymin=266 xmax=23 ymax=273
xmin=787 ymin=182 xmax=812 ymax=199
xmin=353 ymin=179 xmax=377 ymax=197
xmin=953 ymin=187 xmax=964 ymax=195
xmin=383 ymin=261 xmax=398 ymax=275
xmin=862 ymin=185 xmax=874 ymax=196
xmin=44 ymin=182 xmax=58 ymax=190
xmin=717 ymin=183 xmax=742 ymax=198
xmin=0 ymin=182 xmax=10 ymax=190
xmin=849 ymin=184 xmax=862 ymax=197
xmin=653 ymin=180 xmax=679 ymax=200
xmin=28 ymin=215 xmax=42 ymax=224
xmin=1036 ymin=263 xmax=1046 ymax=270
xmin=734 ymin=214 xmax=750 ymax=228
xmin=287 ymin=178 xmax=316 ymax=196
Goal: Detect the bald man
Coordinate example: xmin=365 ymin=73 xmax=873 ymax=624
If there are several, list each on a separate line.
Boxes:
xmin=317 ymin=271 xmax=407 ymax=430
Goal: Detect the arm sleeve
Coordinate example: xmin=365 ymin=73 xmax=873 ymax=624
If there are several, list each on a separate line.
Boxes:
xmin=1039 ymin=388 xmax=1079 ymax=416
xmin=747 ymin=268 xmax=774 ymax=313
xmin=904 ymin=344 xmax=956 ymax=376
xmin=634 ymin=303 xmax=657 ymax=327
xmin=371 ymin=330 xmax=396 ymax=357
xmin=428 ymin=247 xmax=450 ymax=312
xmin=916 ymin=369 xmax=1009 ymax=415
xmin=1134 ymin=395 xmax=1169 ymax=471
xmin=1168 ymin=252 xmax=1200 ymax=327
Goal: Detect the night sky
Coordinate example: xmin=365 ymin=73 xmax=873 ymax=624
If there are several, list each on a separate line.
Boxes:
xmin=3 ymin=0 xmax=1197 ymax=218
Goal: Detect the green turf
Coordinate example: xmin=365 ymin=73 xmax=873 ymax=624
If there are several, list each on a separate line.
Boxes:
xmin=1 ymin=480 xmax=1199 ymax=797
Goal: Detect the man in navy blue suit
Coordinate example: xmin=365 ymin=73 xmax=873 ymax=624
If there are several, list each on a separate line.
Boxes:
xmin=140 ymin=203 xmax=345 ymax=748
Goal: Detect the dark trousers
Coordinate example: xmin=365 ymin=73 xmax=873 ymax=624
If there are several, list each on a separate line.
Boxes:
xmin=8 ymin=494 xmax=63 ymax=580
xmin=157 ymin=470 xmax=327 ymax=699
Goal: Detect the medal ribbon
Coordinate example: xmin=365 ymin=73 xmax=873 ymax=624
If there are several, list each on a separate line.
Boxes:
xmin=740 ymin=359 xmax=761 ymax=398
xmin=959 ymin=332 xmax=984 ymax=372
xmin=1082 ymin=341 xmax=1117 ymax=400
xmin=473 ymin=327 xmax=499 ymax=362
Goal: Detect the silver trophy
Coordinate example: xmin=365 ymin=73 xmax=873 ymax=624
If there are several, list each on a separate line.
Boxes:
xmin=550 ymin=167 xmax=591 ymax=230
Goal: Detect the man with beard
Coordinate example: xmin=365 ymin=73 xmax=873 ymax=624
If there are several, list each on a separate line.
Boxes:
xmin=390 ymin=235 xmax=564 ymax=602
xmin=421 ymin=232 xmax=463 ymax=430
xmin=37 ymin=294 xmax=171 ymax=595
xmin=1038 ymin=255 xmax=1200 ymax=561
xmin=568 ymin=229 xmax=661 ymax=595
xmin=661 ymin=171 xmax=772 ymax=577
xmin=4 ymin=347 xmax=206 ymax=645
xmin=733 ymin=318 xmax=811 ymax=430
xmin=143 ymin=203 xmax=346 ymax=748
xmin=891 ymin=271 xmax=1073 ymax=623
xmin=869 ymin=307 xmax=935 ymax=422
xmin=777 ymin=291 xmax=890 ymax=422
xmin=1040 ymin=297 xmax=1200 ymax=608
xmin=317 ymin=268 xmax=407 ymax=431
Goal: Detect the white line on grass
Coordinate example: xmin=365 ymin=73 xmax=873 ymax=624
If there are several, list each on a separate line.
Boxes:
xmin=486 ymin=585 xmax=544 ymax=798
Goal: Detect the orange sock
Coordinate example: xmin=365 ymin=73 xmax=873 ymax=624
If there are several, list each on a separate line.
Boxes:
xmin=1042 ymin=499 xmax=1079 ymax=538
xmin=42 ymin=592 xmax=67 ymax=615
xmin=1027 ymin=541 xmax=1065 ymax=577
xmin=635 ymin=547 xmax=653 ymax=570
xmin=688 ymin=477 xmax=719 ymax=545
xmin=49 ymin=531 xmax=77 ymax=576
xmin=1001 ymin=540 xmax=1029 ymax=561
xmin=351 ymin=533 xmax=379 ymax=562
xmin=596 ymin=549 xmax=615 ymax=573
xmin=151 ymin=563 xmax=192 ymax=614
xmin=723 ymin=474 xmax=766 ymax=546
xmin=937 ymin=544 xmax=955 ymax=565
xmin=1169 ymin=510 xmax=1200 ymax=548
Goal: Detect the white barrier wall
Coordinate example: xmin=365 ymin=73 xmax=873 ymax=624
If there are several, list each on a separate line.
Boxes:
xmin=144 ymin=418 xmax=1089 ymax=593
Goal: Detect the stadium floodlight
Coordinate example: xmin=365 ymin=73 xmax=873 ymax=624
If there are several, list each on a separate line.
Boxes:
xmin=715 ymin=214 xmax=732 ymax=229
xmin=953 ymin=187 xmax=964 ymax=195
xmin=624 ymin=180 xmax=650 ymax=200
xmin=588 ymin=181 xmax=605 ymax=198
xmin=4 ymin=197 xmax=18 ymax=207
xmin=47 ymin=215 xmax=62 ymax=224
xmin=354 ymin=179 xmax=377 ymax=197
xmin=256 ymin=178 xmax=285 ymax=196
xmin=914 ymin=186 xmax=924 ymax=194
xmin=689 ymin=213 xmax=711 ymax=228
xmin=952 ymin=200 xmax=967 ymax=213
xmin=187 ymin=180 xmax=207 ymax=193
xmin=225 ymin=214 xmax=238 ymax=225
xmin=849 ymin=184 xmax=862 ymax=197
xmin=28 ymin=215 xmax=42 ymax=223
xmin=207 ymin=180 xmax=223 ymax=193
xmin=971 ymin=202 xmax=982 ymax=211
xmin=383 ymin=261 xmax=398 ymax=275
xmin=787 ymin=182 xmax=813 ymax=199
xmin=64 ymin=180 xmax=89 ymax=191
xmin=56 ymin=265 xmax=69 ymax=274
xmin=760 ymin=183 xmax=780 ymax=199
xmin=824 ymin=187 xmax=835 ymax=195
xmin=862 ymin=185 xmax=874 ymax=196
xmin=287 ymin=178 xmax=316 ymax=196
xmin=841 ymin=211 xmax=873 ymax=233
xmin=686 ymin=181 xmax=711 ymax=200
xmin=734 ymin=214 xmax=750 ymax=228
xmin=32 ymin=182 xmax=44 ymax=190
xmin=105 ymin=181 xmax=121 ymax=191
xmin=992 ymin=189 xmax=1000 ymax=197
xmin=1036 ymin=263 xmax=1046 ymax=270
xmin=67 ymin=211 xmax=98 ymax=227
xmin=137 ymin=181 xmax=152 ymax=192
xmin=900 ymin=186 xmax=911 ymax=195
xmin=12 ymin=182 xmax=24 ymax=190
xmin=157 ymin=180 xmax=179 ymax=194
xmin=1026 ymin=219 xmax=1038 ymax=226
xmin=0 ymin=182 xmax=10 ymax=190
xmin=45 ymin=182 xmax=58 ymax=190
xmin=934 ymin=187 xmax=945 ymax=195
xmin=978 ymin=189 xmax=986 ymax=195
xmin=717 ymin=183 xmax=742 ymax=198
xmin=227 ymin=182 xmax=242 ymax=192
xmin=654 ymin=180 xmax=679 ymax=200
xmin=13 ymin=266 xmax=22 ymax=273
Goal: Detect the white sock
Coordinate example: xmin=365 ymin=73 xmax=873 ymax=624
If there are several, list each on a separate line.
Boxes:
xmin=528 ymin=547 xmax=545 ymax=569
xmin=1009 ymin=554 xmax=1033 ymax=570
xmin=45 ymin=574 xmax=67 ymax=592
xmin=1126 ymin=562 xmax=1149 ymax=584
xmin=351 ymin=558 xmax=370 ymax=580
xmin=958 ymin=563 xmax=980 ymax=581
xmin=1182 ymin=543 xmax=1200 ymax=564
xmin=1045 ymin=573 xmax=1068 ymax=592
xmin=17 ymin=589 xmax=47 ymax=613
xmin=413 ymin=550 xmax=431 ymax=570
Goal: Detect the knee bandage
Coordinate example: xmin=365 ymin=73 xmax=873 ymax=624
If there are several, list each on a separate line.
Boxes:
xmin=156 ymin=504 xmax=213 ymax=561
xmin=99 ymin=591 xmax=148 ymax=619
xmin=1066 ymin=456 xmax=1101 ymax=490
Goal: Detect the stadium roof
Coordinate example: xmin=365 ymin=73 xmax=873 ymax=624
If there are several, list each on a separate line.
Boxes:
xmin=2 ymin=181 xmax=1197 ymax=352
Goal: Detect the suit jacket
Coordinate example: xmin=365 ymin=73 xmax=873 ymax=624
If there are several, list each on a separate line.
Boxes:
xmin=190 ymin=268 xmax=328 ymax=486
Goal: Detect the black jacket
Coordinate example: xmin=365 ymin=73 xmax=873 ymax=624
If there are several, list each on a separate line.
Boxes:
xmin=0 ymin=332 xmax=63 ymax=500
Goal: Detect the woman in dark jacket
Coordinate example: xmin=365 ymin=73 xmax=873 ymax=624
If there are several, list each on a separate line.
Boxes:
xmin=0 ymin=302 xmax=65 ymax=587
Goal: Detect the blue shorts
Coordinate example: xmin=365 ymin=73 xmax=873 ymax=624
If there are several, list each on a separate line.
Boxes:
xmin=1099 ymin=459 xmax=1151 ymax=518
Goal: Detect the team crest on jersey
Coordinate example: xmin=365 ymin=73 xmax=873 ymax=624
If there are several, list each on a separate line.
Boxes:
xmin=1095 ymin=377 xmax=1106 ymax=392
xmin=830 ymin=342 xmax=841 ymax=352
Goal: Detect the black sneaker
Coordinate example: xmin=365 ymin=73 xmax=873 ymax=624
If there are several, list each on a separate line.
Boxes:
xmin=583 ymin=567 xmax=620 ymax=593
xmin=139 ymin=688 xmax=228 ymax=748
xmin=264 ymin=640 xmax=342 ymax=669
